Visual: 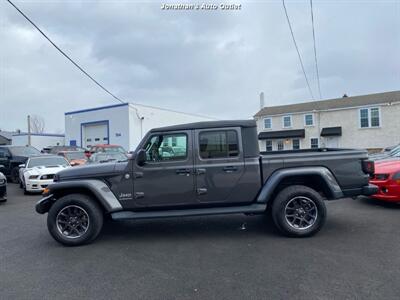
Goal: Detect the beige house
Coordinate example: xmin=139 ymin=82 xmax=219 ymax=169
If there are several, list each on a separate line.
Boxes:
xmin=254 ymin=91 xmax=400 ymax=152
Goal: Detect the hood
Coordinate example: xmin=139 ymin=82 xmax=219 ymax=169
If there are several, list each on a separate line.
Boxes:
xmin=56 ymin=161 xmax=128 ymax=181
xmin=25 ymin=165 xmax=69 ymax=176
xmin=374 ymin=160 xmax=400 ymax=174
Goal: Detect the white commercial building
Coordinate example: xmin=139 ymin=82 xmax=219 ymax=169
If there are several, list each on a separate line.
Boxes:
xmin=65 ymin=103 xmax=215 ymax=151
xmin=12 ymin=133 xmax=65 ymax=151
xmin=254 ymin=91 xmax=400 ymax=152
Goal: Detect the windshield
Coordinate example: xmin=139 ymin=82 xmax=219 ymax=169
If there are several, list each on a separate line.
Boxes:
xmin=50 ymin=146 xmax=84 ymax=154
xmin=102 ymin=146 xmax=126 ymax=154
xmin=389 ymin=145 xmax=400 ymax=156
xmin=28 ymin=157 xmax=69 ymax=168
xmin=9 ymin=146 xmax=40 ymax=156
xmin=89 ymin=152 xmax=127 ymax=163
xmin=64 ymin=152 xmax=87 ymax=160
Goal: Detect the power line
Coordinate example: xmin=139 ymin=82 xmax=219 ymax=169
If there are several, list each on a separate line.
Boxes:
xmin=282 ymin=0 xmax=315 ymax=100
xmin=310 ymin=0 xmax=322 ymax=99
xmin=6 ymin=0 xmax=125 ymax=104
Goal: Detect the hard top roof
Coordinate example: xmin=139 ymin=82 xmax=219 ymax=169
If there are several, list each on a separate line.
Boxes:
xmin=150 ymin=120 xmax=256 ymax=132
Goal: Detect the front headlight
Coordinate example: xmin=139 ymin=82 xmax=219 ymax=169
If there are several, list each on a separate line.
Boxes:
xmin=0 ymin=179 xmax=5 ymax=184
xmin=29 ymin=175 xmax=39 ymax=179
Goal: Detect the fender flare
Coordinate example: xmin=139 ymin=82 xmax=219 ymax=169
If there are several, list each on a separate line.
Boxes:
xmin=256 ymin=166 xmax=343 ymax=204
xmin=43 ymin=179 xmax=122 ymax=213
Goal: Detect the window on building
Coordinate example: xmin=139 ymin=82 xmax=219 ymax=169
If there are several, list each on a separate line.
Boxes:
xmin=264 ymin=118 xmax=272 ymax=129
xmin=293 ymin=139 xmax=300 ymax=150
xmin=283 ymin=116 xmax=292 ymax=128
xmin=144 ymin=133 xmax=187 ymax=162
xmin=360 ymin=107 xmax=380 ymax=128
xmin=199 ymin=130 xmax=239 ymax=159
xmin=277 ymin=140 xmax=284 ymax=151
xmin=266 ymin=140 xmax=273 ymax=152
xmin=304 ymin=114 xmax=314 ymax=126
xmin=310 ymin=138 xmax=319 ymax=149
xmin=370 ymin=108 xmax=380 ymax=127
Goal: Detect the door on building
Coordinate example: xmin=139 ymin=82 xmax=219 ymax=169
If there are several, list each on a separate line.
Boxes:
xmin=325 ymin=137 xmax=340 ymax=148
xmin=81 ymin=121 xmax=109 ymax=148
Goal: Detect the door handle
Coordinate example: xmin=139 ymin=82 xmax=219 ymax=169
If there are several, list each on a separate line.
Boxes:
xmin=223 ymin=166 xmax=238 ymax=173
xmin=176 ymin=168 xmax=191 ymax=175
xmin=197 ymin=188 xmax=207 ymax=195
xmin=196 ymin=168 xmax=206 ymax=175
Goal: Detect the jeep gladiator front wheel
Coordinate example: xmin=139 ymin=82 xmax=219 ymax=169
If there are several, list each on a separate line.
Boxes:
xmin=47 ymin=194 xmax=103 ymax=246
xmin=271 ymin=185 xmax=326 ymax=237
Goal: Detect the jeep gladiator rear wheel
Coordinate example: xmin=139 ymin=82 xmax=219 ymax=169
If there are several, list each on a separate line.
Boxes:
xmin=47 ymin=194 xmax=103 ymax=246
xmin=271 ymin=185 xmax=326 ymax=237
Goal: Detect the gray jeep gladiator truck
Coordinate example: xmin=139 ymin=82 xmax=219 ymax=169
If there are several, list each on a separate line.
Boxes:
xmin=36 ymin=120 xmax=377 ymax=246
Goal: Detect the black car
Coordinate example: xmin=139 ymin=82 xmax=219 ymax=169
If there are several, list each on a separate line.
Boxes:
xmin=0 ymin=146 xmax=41 ymax=183
xmin=0 ymin=172 xmax=6 ymax=202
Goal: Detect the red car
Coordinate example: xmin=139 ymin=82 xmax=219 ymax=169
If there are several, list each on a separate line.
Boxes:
xmin=369 ymin=159 xmax=400 ymax=203
xmin=84 ymin=144 xmax=126 ymax=158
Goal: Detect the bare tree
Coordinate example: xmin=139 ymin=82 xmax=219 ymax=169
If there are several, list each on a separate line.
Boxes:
xmin=30 ymin=115 xmax=45 ymax=133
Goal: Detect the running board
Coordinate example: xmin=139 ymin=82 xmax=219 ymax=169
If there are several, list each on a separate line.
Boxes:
xmin=111 ymin=203 xmax=267 ymax=221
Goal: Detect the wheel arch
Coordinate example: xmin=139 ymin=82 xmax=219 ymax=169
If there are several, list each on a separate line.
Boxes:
xmin=257 ymin=167 xmax=344 ymax=204
xmin=42 ymin=180 xmax=122 ymax=214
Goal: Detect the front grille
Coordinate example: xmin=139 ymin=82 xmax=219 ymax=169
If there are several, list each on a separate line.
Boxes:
xmin=40 ymin=174 xmax=55 ymax=180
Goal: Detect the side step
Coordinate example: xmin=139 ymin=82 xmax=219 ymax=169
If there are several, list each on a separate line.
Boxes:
xmin=111 ymin=203 xmax=267 ymax=221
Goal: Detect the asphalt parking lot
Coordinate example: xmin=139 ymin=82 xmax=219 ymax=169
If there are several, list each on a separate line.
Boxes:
xmin=0 ymin=183 xmax=399 ymax=300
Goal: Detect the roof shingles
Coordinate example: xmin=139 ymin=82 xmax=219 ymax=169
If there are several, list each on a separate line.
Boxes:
xmin=254 ymin=91 xmax=400 ymax=117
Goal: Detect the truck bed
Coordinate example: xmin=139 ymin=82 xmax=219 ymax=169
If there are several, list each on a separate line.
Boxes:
xmin=260 ymin=148 xmax=370 ymax=193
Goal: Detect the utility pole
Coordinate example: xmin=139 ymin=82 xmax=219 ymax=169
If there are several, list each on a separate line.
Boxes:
xmin=27 ymin=115 xmax=31 ymax=146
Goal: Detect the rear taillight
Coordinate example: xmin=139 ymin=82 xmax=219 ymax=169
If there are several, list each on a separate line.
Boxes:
xmin=362 ymin=160 xmax=375 ymax=175
xmin=393 ymin=172 xmax=400 ymax=184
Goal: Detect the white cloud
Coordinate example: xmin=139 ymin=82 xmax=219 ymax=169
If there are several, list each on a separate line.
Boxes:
xmin=0 ymin=0 xmax=399 ymax=132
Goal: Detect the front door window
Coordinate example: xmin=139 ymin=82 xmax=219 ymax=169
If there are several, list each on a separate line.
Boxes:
xmin=144 ymin=133 xmax=187 ymax=162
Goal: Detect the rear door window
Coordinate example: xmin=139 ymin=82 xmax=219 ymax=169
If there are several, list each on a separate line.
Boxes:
xmin=199 ymin=130 xmax=239 ymax=159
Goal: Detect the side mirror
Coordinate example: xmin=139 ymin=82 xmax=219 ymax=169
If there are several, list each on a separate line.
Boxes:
xmin=19 ymin=164 xmax=26 ymax=168
xmin=135 ymin=149 xmax=146 ymax=166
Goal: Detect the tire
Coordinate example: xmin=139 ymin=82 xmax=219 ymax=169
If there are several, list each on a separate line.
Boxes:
xmin=47 ymin=194 xmax=104 ymax=246
xmin=10 ymin=167 xmax=20 ymax=184
xmin=271 ymin=185 xmax=326 ymax=237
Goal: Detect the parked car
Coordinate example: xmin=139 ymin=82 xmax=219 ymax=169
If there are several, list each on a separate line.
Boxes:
xmin=369 ymin=159 xmax=400 ymax=203
xmin=370 ymin=145 xmax=400 ymax=161
xmin=19 ymin=156 xmax=70 ymax=194
xmin=42 ymin=146 xmax=85 ymax=154
xmin=85 ymin=144 xmax=126 ymax=158
xmin=57 ymin=151 xmax=87 ymax=166
xmin=88 ymin=152 xmax=128 ymax=164
xmin=382 ymin=144 xmax=399 ymax=153
xmin=0 ymin=172 xmax=6 ymax=202
xmin=36 ymin=120 xmax=377 ymax=246
xmin=0 ymin=145 xmax=41 ymax=183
